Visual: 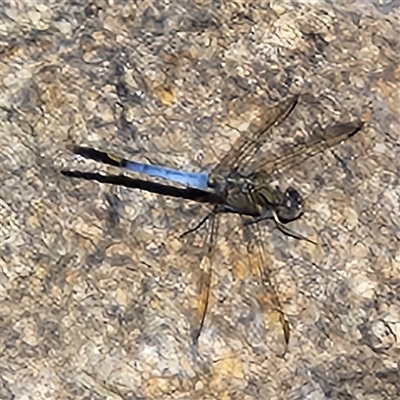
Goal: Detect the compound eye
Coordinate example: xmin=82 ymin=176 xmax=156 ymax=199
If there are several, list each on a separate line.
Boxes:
xmin=285 ymin=187 xmax=302 ymax=210
xmin=278 ymin=187 xmax=303 ymax=222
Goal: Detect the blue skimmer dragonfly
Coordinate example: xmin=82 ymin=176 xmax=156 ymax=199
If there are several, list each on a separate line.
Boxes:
xmin=62 ymin=94 xmax=363 ymax=355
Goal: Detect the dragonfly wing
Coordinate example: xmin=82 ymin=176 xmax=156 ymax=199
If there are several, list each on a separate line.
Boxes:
xmin=212 ymin=94 xmax=299 ymax=175
xmin=243 ymin=222 xmax=289 ymax=357
xmin=178 ymin=211 xmax=219 ymax=346
xmin=247 ymin=120 xmax=364 ymax=177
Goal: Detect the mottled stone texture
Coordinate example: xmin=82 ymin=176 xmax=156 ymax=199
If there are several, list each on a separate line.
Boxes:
xmin=1 ymin=1 xmax=399 ymax=399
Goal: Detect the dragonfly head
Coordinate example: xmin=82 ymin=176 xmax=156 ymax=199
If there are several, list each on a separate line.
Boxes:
xmin=276 ymin=187 xmax=303 ymax=223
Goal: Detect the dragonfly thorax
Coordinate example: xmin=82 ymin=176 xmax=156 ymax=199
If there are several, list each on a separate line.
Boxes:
xmin=209 ymin=171 xmax=303 ymax=222
xmin=248 ymin=176 xmax=303 ymax=223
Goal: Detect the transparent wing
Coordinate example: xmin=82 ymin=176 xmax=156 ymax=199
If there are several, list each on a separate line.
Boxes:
xmin=62 ymin=167 xmax=220 ymax=346
xmin=178 ymin=211 xmax=219 ymax=346
xmin=247 ymin=120 xmax=364 ymax=177
xmin=212 ymin=95 xmax=299 ymax=175
xmin=243 ymin=221 xmax=289 ymax=357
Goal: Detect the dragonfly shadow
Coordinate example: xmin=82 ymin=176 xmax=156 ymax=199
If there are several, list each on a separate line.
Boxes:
xmin=61 ymin=170 xmax=224 ymax=206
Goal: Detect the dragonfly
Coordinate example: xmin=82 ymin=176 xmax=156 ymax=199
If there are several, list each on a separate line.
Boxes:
xmin=62 ymin=94 xmax=363 ymax=355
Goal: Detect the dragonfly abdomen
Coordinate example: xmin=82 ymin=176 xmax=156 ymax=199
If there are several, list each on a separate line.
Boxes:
xmin=68 ymin=145 xmax=210 ymax=190
xmin=121 ymin=160 xmax=210 ymax=190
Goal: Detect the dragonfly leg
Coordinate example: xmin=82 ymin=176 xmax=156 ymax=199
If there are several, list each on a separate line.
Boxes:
xmin=243 ymin=213 xmax=273 ymax=226
xmin=179 ymin=205 xmax=222 ymax=238
xmin=180 ymin=211 xmax=212 ymax=239
xmin=243 ymin=212 xmax=317 ymax=245
xmin=272 ymin=211 xmax=317 ymax=245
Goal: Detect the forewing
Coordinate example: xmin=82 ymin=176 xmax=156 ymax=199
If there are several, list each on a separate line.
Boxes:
xmin=178 ymin=212 xmax=219 ymax=346
xmin=212 ymin=95 xmax=299 ymax=175
xmin=243 ymin=222 xmax=289 ymax=357
xmin=247 ymin=120 xmax=364 ymax=177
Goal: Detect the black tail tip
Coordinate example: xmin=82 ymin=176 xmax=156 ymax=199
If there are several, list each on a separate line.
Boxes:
xmin=66 ymin=144 xmax=94 ymax=158
xmin=350 ymin=120 xmax=364 ymax=136
xmin=60 ymin=170 xmax=77 ymax=177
